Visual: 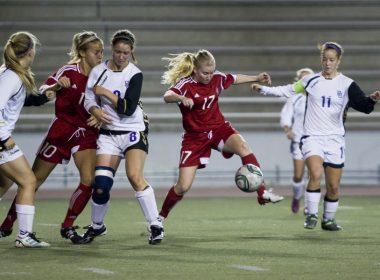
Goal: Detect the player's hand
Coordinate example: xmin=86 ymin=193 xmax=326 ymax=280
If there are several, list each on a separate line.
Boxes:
xmin=57 ymin=76 xmax=71 ymax=89
xmin=257 ymin=72 xmax=271 ymax=86
xmin=3 ymin=137 xmax=16 ymax=150
xmin=286 ymin=130 xmax=295 ymax=140
xmin=97 ymin=108 xmax=112 ymax=124
xmin=87 ymin=114 xmax=102 ymax=129
xmin=369 ymin=91 xmax=380 ymax=102
xmin=44 ymin=90 xmax=56 ymax=101
xmin=181 ymin=97 xmax=194 ymax=109
xmin=251 ymin=83 xmax=262 ymax=93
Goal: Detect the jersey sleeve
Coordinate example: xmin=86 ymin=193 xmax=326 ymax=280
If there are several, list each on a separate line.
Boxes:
xmin=84 ymin=68 xmax=102 ymax=112
xmin=24 ymin=93 xmax=49 ymax=107
xmin=347 ymin=82 xmax=376 ymax=114
xmin=116 ymin=72 xmax=143 ymax=116
xmin=220 ymin=73 xmax=236 ymax=90
xmin=260 ymin=84 xmax=296 ymax=98
xmin=280 ymin=98 xmax=294 ymax=128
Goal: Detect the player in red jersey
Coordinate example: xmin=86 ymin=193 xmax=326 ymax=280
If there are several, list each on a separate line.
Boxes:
xmin=0 ymin=31 xmax=105 ymax=244
xmin=159 ymin=49 xmax=284 ymax=221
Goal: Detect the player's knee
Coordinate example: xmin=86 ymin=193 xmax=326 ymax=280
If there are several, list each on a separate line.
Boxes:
xmin=126 ymin=171 xmax=143 ymax=188
xmin=92 ymin=166 xmax=115 ymax=205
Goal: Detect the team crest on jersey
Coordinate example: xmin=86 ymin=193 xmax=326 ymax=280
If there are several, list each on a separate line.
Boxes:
xmin=337 ymin=90 xmax=343 ymax=98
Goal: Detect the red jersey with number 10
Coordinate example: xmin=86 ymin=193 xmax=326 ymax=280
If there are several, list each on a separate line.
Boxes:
xmin=170 ymin=71 xmax=236 ymax=133
xmin=40 ymin=63 xmax=95 ymax=131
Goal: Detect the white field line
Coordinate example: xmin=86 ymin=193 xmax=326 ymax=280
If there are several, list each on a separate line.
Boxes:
xmin=0 ymin=272 xmax=31 ymax=275
xmin=230 ymin=264 xmax=269 ymax=272
xmin=339 ymin=206 xmax=363 ymax=210
xmin=38 ymin=223 xmax=59 ymax=227
xmin=80 ymin=268 xmax=115 ymax=275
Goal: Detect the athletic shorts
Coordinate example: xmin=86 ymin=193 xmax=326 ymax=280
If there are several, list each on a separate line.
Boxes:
xmin=36 ymin=117 xmax=98 ymax=164
xmin=179 ymin=121 xmax=238 ymax=169
xmin=0 ymin=145 xmax=23 ymax=165
xmin=290 ymin=141 xmax=303 ymax=161
xmin=300 ymin=135 xmax=345 ymax=168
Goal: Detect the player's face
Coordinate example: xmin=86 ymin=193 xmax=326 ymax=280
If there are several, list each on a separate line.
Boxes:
xmin=193 ymin=63 xmax=215 ymax=84
xmin=321 ymin=49 xmax=341 ymax=77
xmin=83 ymin=42 xmax=103 ymax=68
xmin=112 ymin=42 xmax=133 ymax=69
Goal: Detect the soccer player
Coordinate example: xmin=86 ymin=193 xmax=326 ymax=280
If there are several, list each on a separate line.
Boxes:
xmin=0 ymin=31 xmax=50 ymax=247
xmin=82 ymin=29 xmax=164 ymax=245
xmin=158 ymin=49 xmax=284 ymax=223
xmin=0 ymin=31 xmax=104 ymax=244
xmin=280 ymin=68 xmax=314 ymax=214
xmin=252 ymin=42 xmax=380 ymax=230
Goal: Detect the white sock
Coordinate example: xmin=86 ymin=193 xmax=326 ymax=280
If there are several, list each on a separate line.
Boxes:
xmin=323 ymin=199 xmax=339 ymax=221
xmin=304 ymin=186 xmax=309 ymax=210
xmin=292 ymin=179 xmax=305 ymax=200
xmin=16 ymin=204 xmax=35 ymax=237
xmin=305 ymin=191 xmax=321 ymax=216
xmin=135 ymin=186 xmax=161 ymax=227
xmin=91 ymin=200 xmax=109 ymax=227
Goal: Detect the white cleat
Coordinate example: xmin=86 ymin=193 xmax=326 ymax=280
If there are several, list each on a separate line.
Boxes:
xmin=15 ymin=233 xmax=50 ymax=248
xmin=262 ymin=189 xmax=284 ymax=203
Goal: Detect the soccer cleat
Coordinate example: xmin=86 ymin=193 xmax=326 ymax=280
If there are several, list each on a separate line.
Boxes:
xmin=291 ymin=198 xmax=300 ymax=213
xmin=258 ymin=189 xmax=284 ymax=204
xmin=15 ymin=232 xmax=50 ymax=248
xmin=321 ymin=219 xmax=343 ymax=231
xmin=149 ymin=225 xmax=164 ymax=245
xmin=0 ymin=227 xmax=12 ymax=238
xmin=60 ymin=226 xmax=84 ymax=245
xmin=304 ymin=214 xmax=318 ymax=229
xmin=82 ymin=224 xmax=107 ymax=244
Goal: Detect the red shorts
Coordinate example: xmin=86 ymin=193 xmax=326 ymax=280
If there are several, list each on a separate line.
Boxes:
xmin=36 ymin=118 xmax=98 ymax=164
xmin=179 ymin=122 xmax=238 ymax=169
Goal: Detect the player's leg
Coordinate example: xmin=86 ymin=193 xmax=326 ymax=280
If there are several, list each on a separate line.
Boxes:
xmin=0 ymin=172 xmax=14 ymax=237
xmin=60 ymin=148 xmax=96 ymax=244
xmin=0 ymin=154 xmax=49 ymax=247
xmin=322 ymin=166 xmax=343 ymax=231
xmin=222 ymin=132 xmax=283 ymax=204
xmin=159 ymin=166 xmax=198 ymax=219
xmin=291 ymin=158 xmax=306 ymax=213
xmin=82 ymin=154 xmax=119 ymax=243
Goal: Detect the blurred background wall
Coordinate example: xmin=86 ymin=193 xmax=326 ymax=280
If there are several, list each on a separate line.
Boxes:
xmin=1 ymin=0 xmax=380 ymax=188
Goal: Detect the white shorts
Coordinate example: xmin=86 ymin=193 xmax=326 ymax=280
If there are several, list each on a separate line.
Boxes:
xmin=0 ymin=145 xmax=24 ymax=165
xmin=300 ymin=135 xmax=345 ymax=167
xmin=96 ymin=130 xmax=147 ymax=158
xmin=290 ymin=141 xmax=303 ymax=161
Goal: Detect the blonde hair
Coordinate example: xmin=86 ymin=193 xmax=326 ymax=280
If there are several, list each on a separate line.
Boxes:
xmin=161 ymin=49 xmax=215 ymax=85
xmin=68 ymin=31 xmax=103 ymax=64
xmin=319 ymin=42 xmax=344 ymax=58
xmin=3 ymin=31 xmax=39 ymax=93
xmin=294 ymin=67 xmax=314 ymax=81
xmin=111 ymin=29 xmax=137 ymax=63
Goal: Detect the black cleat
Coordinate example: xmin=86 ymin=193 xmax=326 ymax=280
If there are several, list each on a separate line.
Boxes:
xmin=0 ymin=227 xmax=12 ymax=238
xmin=149 ymin=225 xmax=164 ymax=245
xmin=60 ymin=226 xmax=84 ymax=245
xmin=82 ymin=224 xmax=107 ymax=244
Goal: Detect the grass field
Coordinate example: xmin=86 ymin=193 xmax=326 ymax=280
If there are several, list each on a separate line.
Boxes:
xmin=0 ymin=196 xmax=379 ymax=280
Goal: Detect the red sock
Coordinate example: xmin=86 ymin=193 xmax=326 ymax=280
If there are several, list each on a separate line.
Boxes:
xmin=159 ymin=186 xmax=183 ymax=218
xmin=61 ymin=183 xmax=92 ymax=228
xmin=0 ymin=197 xmax=17 ymax=230
xmin=241 ymin=153 xmax=260 ymax=167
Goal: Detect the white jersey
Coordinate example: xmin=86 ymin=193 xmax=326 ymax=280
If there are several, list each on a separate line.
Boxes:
xmin=0 ymin=65 xmax=26 ymax=141
xmin=84 ymin=61 xmax=145 ymax=131
xmin=280 ymin=93 xmax=306 ymax=142
xmin=300 ymin=72 xmax=352 ymax=136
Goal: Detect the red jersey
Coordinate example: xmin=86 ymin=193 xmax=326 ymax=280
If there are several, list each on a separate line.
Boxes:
xmin=41 ymin=63 xmax=95 ymax=131
xmin=170 ymin=71 xmax=236 ymax=132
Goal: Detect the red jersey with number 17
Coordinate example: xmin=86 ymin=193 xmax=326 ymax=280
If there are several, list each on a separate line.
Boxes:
xmin=40 ymin=63 xmax=95 ymax=131
xmin=169 ymin=71 xmax=236 ymax=133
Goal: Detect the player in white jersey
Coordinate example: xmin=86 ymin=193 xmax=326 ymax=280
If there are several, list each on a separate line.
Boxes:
xmin=0 ymin=32 xmax=49 ymax=247
xmin=83 ymin=30 xmax=164 ymax=245
xmin=252 ymin=42 xmax=380 ymax=231
xmin=280 ymin=68 xmax=314 ymax=214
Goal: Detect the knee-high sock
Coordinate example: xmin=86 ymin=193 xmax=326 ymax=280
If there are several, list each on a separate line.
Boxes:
xmin=323 ymin=197 xmax=339 ymax=221
xmin=91 ymin=200 xmax=109 ymax=226
xmin=159 ymin=186 xmax=183 ymax=219
xmin=135 ymin=186 xmax=161 ymax=227
xmin=16 ymin=204 xmax=35 ymax=237
xmin=292 ymin=179 xmax=305 ymax=200
xmin=305 ymin=190 xmax=321 ymax=215
xmin=62 ymin=183 xmax=92 ymax=228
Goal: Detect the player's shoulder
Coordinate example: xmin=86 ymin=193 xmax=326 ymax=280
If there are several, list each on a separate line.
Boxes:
xmin=336 ymin=73 xmax=353 ymax=85
xmin=54 ymin=63 xmax=81 ymax=78
xmin=172 ymin=76 xmax=194 ymax=90
xmin=0 ymin=65 xmax=22 ymax=87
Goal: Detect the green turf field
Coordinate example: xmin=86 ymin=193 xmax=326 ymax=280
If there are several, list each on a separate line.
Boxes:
xmin=0 ymin=196 xmax=379 ymax=280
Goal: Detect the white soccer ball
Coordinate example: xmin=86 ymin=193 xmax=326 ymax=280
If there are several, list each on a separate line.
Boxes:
xmin=235 ymin=164 xmax=264 ymax=193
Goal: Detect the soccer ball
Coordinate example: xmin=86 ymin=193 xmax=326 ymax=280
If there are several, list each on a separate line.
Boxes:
xmin=235 ymin=164 xmax=264 ymax=193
